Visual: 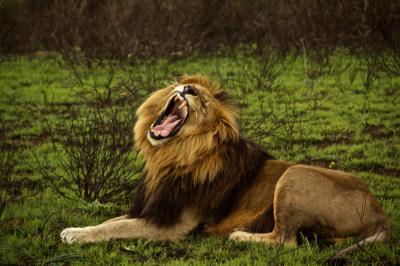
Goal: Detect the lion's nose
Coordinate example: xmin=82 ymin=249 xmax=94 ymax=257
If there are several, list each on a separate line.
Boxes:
xmin=182 ymin=85 xmax=197 ymax=96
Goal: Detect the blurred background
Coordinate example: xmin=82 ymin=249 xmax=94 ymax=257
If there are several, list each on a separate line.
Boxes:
xmin=1 ymin=0 xmax=400 ymax=57
xmin=0 ymin=0 xmax=400 ymax=58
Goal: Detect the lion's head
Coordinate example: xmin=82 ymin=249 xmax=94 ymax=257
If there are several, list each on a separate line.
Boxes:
xmin=134 ymin=75 xmax=239 ymax=190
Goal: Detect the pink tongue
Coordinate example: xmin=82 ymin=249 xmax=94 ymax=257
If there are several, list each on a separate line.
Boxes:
xmin=152 ymin=115 xmax=182 ymax=137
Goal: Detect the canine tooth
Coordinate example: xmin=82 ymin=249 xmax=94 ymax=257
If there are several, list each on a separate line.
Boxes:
xmin=177 ymin=94 xmax=184 ymax=101
xmin=178 ymin=101 xmax=187 ymax=109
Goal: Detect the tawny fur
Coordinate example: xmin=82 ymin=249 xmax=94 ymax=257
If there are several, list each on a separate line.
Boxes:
xmin=61 ymin=74 xmax=391 ymax=258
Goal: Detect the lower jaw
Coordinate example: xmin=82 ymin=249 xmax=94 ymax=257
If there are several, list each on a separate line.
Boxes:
xmin=147 ymin=132 xmax=169 ymax=146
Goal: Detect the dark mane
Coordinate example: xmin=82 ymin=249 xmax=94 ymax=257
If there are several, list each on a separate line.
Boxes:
xmin=128 ymin=136 xmax=274 ymax=227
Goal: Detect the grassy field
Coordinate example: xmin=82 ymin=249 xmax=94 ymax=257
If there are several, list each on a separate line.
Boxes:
xmin=0 ymin=51 xmax=399 ymax=265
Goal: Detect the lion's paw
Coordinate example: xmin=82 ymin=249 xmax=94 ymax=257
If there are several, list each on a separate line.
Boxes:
xmin=229 ymin=231 xmax=254 ymax=242
xmin=60 ymin=227 xmax=94 ymax=244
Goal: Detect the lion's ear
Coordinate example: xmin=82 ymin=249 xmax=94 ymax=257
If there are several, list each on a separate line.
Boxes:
xmin=214 ymin=91 xmax=230 ymax=103
xmin=177 ymin=74 xmax=196 ymax=84
xmin=178 ymin=74 xmax=210 ymax=87
xmin=177 ymin=74 xmax=190 ymax=83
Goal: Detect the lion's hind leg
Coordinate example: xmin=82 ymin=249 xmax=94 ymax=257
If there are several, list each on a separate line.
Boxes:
xmin=230 ymin=165 xmax=346 ymax=248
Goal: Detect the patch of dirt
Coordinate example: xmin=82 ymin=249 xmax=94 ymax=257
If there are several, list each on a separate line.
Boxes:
xmin=301 ymin=158 xmax=399 ymax=177
xmin=362 ymin=123 xmax=394 ymax=139
xmin=301 ymin=157 xmax=332 ymax=168
xmin=30 ymin=132 xmax=50 ymax=146
xmin=0 ymin=218 xmax=26 ymax=231
xmin=0 ymin=141 xmax=21 ymax=151
xmin=353 ymin=164 xmax=400 ymax=178
xmin=287 ymin=132 xmax=354 ymax=149
xmin=39 ymin=101 xmax=82 ymax=118
xmin=319 ymin=131 xmax=354 ymax=148
xmin=10 ymin=131 xmax=50 ymax=146
xmin=291 ymin=131 xmax=355 ymax=148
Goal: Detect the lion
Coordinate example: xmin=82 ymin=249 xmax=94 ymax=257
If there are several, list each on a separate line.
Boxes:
xmin=61 ymin=74 xmax=391 ymax=258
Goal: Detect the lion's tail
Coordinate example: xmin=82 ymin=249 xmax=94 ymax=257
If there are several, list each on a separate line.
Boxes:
xmin=331 ymin=224 xmax=391 ymax=260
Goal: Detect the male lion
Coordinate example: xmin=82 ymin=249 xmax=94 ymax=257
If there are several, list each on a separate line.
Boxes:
xmin=61 ymin=75 xmax=390 ymax=257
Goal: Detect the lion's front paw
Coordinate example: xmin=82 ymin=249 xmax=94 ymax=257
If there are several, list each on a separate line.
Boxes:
xmin=60 ymin=227 xmax=94 ymax=244
xmin=229 ymin=231 xmax=254 ymax=242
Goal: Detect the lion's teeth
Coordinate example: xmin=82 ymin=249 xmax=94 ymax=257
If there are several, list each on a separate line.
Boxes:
xmin=178 ymin=101 xmax=187 ymax=109
xmin=177 ymin=94 xmax=184 ymax=101
xmin=154 ymin=131 xmax=160 ymax=136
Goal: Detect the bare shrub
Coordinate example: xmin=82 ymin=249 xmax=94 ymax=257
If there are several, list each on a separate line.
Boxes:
xmin=300 ymin=41 xmax=335 ymax=81
xmin=36 ymin=106 xmax=140 ymax=204
xmin=0 ymin=120 xmax=24 ymax=218
xmin=360 ymin=55 xmax=380 ymax=92
xmin=377 ymin=50 xmax=400 ymax=78
xmin=227 ymin=45 xmax=285 ymax=108
xmin=50 ymin=43 xmax=172 ymax=112
xmin=0 ymin=143 xmax=19 ymax=218
xmin=228 ymin=46 xmax=324 ymax=155
xmin=29 ymin=41 xmax=165 ymax=204
xmin=244 ymin=90 xmax=324 ymax=155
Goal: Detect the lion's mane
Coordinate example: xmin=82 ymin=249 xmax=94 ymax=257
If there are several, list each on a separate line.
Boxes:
xmin=129 ymin=75 xmax=273 ymax=227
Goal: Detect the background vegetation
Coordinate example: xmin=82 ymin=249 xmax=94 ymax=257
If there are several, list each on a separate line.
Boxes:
xmin=0 ymin=0 xmax=399 ymax=265
xmin=1 ymin=0 xmax=400 ymax=57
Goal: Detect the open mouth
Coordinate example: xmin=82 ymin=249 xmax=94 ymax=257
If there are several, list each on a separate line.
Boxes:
xmin=149 ymin=93 xmax=189 ymax=140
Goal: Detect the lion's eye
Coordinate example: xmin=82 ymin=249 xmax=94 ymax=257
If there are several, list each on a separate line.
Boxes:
xmin=183 ymin=85 xmax=197 ymax=96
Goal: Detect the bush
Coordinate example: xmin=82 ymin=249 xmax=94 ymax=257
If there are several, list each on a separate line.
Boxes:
xmin=0 ymin=119 xmax=23 ymax=218
xmin=36 ymin=106 xmax=140 ymax=204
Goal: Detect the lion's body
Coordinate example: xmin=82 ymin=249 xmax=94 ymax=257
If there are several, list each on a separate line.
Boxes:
xmin=61 ymin=75 xmax=390 ymax=258
xmin=208 ymin=160 xmax=390 ymax=236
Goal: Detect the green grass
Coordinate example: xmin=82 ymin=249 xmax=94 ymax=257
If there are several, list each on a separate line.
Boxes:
xmin=0 ymin=52 xmax=399 ymax=265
